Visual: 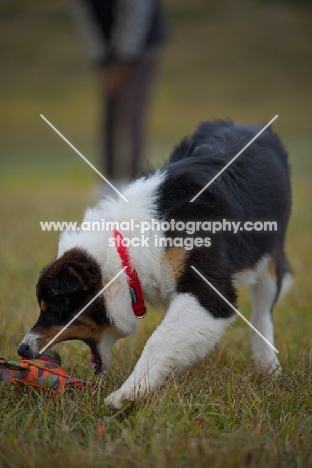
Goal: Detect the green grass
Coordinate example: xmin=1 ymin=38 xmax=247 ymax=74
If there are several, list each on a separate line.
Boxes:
xmin=0 ymin=143 xmax=311 ymax=468
xmin=0 ymin=0 xmax=312 ymax=466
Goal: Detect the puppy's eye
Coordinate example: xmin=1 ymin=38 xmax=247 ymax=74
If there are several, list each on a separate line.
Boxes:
xmin=51 ymin=296 xmax=71 ymax=315
xmin=57 ymin=296 xmax=70 ymax=309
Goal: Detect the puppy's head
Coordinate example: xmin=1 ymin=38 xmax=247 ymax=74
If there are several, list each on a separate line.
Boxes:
xmin=17 ymin=247 xmax=119 ymax=374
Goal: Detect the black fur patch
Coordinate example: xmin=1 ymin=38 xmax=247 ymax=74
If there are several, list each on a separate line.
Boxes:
xmin=156 ymin=120 xmax=291 ymax=317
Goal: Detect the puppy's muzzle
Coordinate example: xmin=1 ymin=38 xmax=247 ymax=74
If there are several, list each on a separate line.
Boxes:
xmin=17 ymin=342 xmax=40 ymax=359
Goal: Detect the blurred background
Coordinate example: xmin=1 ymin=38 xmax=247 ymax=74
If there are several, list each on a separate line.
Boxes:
xmin=1 ymin=0 xmax=311 ymax=170
xmin=0 ymin=0 xmax=311 ymax=356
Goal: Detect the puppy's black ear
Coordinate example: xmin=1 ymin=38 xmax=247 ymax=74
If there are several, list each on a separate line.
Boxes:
xmin=53 ymin=262 xmax=87 ymax=295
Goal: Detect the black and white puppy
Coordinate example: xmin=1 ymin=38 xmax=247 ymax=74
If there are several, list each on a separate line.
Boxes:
xmin=18 ymin=120 xmax=292 ymax=408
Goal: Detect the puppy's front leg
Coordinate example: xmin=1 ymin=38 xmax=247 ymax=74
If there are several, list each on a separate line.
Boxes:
xmin=105 ymin=293 xmax=233 ymax=409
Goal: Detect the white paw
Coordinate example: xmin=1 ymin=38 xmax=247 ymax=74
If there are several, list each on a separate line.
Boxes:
xmin=104 ymin=383 xmax=138 ymax=409
xmin=254 ymin=355 xmax=282 ymax=376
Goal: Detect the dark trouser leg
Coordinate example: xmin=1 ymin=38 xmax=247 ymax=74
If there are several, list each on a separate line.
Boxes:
xmin=101 ymin=48 xmax=159 ymax=180
xmin=127 ymin=48 xmax=158 ymax=178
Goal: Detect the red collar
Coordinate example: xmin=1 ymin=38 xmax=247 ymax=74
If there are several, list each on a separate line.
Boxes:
xmin=113 ymin=229 xmax=147 ymax=319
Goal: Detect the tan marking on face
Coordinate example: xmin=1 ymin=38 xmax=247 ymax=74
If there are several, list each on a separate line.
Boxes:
xmin=40 ymin=300 xmax=48 ymax=312
xmin=267 ymin=250 xmax=277 ymax=280
xmin=165 ymin=247 xmax=188 ymax=281
xmin=33 ymin=319 xmax=109 ymax=347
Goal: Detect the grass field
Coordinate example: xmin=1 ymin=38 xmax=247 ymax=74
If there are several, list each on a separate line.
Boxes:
xmin=0 ymin=0 xmax=311 ymax=467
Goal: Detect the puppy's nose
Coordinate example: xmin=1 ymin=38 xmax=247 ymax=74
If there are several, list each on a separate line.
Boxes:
xmin=17 ymin=342 xmax=32 ymax=358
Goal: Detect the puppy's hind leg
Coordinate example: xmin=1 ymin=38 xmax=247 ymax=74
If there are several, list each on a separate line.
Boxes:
xmin=104 ymin=293 xmax=233 ymax=409
xmin=249 ymin=253 xmax=289 ymax=375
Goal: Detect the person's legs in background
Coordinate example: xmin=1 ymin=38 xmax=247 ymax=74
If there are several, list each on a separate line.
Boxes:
xmin=98 ymin=47 xmax=159 ymax=195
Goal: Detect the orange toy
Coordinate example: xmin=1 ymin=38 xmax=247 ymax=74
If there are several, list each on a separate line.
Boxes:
xmin=0 ymin=351 xmax=96 ymax=394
